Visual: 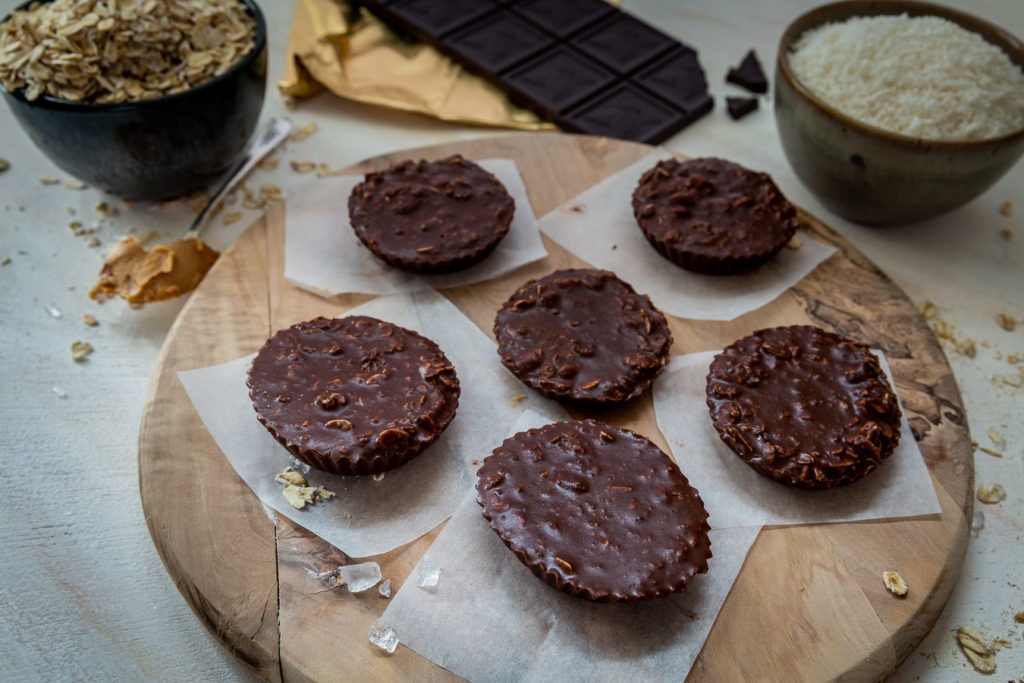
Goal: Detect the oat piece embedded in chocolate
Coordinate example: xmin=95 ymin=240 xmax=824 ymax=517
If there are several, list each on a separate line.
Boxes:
xmin=348 ymin=154 xmax=514 ymax=274
xmin=632 ymin=157 xmax=798 ymax=274
xmin=494 ymin=268 xmax=672 ymax=403
xmin=247 ymin=315 xmax=459 ymax=475
xmin=706 ymin=325 xmax=902 ymax=489
xmin=726 ymin=49 xmax=768 ymax=94
xmin=476 ymin=419 xmax=712 ymax=602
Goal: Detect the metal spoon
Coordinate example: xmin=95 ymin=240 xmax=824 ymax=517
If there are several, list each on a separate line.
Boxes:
xmin=183 ymin=116 xmax=294 ymax=239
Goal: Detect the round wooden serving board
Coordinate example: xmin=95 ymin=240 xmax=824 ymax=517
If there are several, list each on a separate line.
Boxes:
xmin=139 ymin=134 xmax=973 ymax=682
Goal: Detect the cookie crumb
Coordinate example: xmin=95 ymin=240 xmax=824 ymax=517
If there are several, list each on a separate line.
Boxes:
xmin=998 ymin=200 xmax=1012 ymax=216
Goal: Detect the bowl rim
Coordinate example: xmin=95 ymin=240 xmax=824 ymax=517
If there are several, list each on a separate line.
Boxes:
xmin=776 ymin=0 xmax=1024 ymax=150
xmin=0 ymin=0 xmax=266 ymax=112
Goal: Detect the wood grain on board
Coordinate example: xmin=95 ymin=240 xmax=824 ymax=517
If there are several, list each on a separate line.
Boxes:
xmin=139 ymin=133 xmax=972 ymax=682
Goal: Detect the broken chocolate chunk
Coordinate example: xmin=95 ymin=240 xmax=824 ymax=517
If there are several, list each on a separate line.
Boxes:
xmin=726 ymin=49 xmax=768 ymax=94
xmin=726 ymin=96 xmax=759 ymax=120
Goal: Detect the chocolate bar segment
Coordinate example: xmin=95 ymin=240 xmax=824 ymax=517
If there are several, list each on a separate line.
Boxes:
xmin=503 ymin=46 xmax=618 ymax=118
xmin=572 ymin=11 xmax=677 ymax=75
xmin=447 ymin=11 xmax=555 ymax=76
xmin=358 ymin=0 xmax=713 ymax=144
xmin=512 ymin=0 xmax=614 ymax=38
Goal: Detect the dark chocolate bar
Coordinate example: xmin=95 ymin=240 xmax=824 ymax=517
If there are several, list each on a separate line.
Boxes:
xmin=357 ymin=0 xmax=713 ymax=144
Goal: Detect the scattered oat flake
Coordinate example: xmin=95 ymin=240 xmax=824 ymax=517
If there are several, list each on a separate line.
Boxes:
xmin=64 ymin=179 xmax=87 ymax=190
xmin=317 ymin=163 xmax=333 ymax=178
xmin=290 ymin=160 xmax=317 ymax=173
xmin=956 ymin=627 xmax=997 ymax=674
xmin=256 ymin=156 xmax=280 ymax=171
xmin=274 ymin=467 xmax=307 ymax=487
xmin=87 ymin=237 xmax=101 ymax=248
xmin=260 ymin=184 xmax=284 ymax=199
xmin=0 ymin=157 xmax=9 ymax=172
xmin=786 ymin=234 xmax=804 ymax=249
xmin=1000 ymin=228 xmax=1014 ymax=241
xmin=291 ymin=121 xmax=319 ymax=142
xmin=920 ymin=301 xmax=939 ymax=319
xmin=1 ymin=256 xmax=10 ymax=266
xmin=95 ymin=201 xmax=117 ymax=217
xmin=977 ymin=483 xmax=1006 ymax=504
xmin=987 ymin=427 xmax=1007 ymax=450
xmin=882 ymin=570 xmax=908 ymax=597
xmin=956 ymin=338 xmax=977 ymax=358
xmin=222 ymin=211 xmax=243 ymax=226
xmin=39 ymin=177 xmax=60 ymax=185
xmin=996 ymin=314 xmax=1017 ymax=332
xmin=978 ymin=447 xmax=1004 ymax=458
xmin=83 ymin=313 xmax=98 ymax=326
xmin=281 ymin=483 xmax=334 ymax=510
xmin=71 ymin=340 xmax=93 ymax=362
xmin=1015 ymin=611 xmax=1024 ymax=624
xmin=998 ymin=200 xmax=1013 ymax=216
xmin=512 ymin=393 xmax=527 ymax=403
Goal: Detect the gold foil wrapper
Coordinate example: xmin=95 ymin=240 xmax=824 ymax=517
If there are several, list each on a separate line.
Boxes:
xmin=279 ymin=0 xmax=556 ymax=131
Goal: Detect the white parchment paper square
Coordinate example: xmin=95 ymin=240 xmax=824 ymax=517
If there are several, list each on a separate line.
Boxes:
xmin=379 ymin=410 xmax=761 ymax=682
xmin=178 ymin=290 xmax=561 ymax=558
xmin=539 ymin=151 xmax=838 ymax=321
xmin=653 ymin=350 xmax=941 ymax=529
xmin=284 ymin=159 xmax=546 ymax=296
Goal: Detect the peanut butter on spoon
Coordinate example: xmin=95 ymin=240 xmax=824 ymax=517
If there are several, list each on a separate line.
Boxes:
xmin=88 ymin=118 xmax=293 ymax=304
xmin=89 ymin=236 xmax=219 ymax=303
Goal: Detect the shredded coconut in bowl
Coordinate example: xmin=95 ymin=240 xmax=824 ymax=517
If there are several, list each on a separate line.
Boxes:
xmin=789 ymin=14 xmax=1024 ymax=142
xmin=0 ymin=0 xmax=257 ymax=104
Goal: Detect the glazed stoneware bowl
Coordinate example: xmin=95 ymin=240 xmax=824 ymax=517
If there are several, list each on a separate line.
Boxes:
xmin=775 ymin=1 xmax=1024 ymax=225
xmin=0 ymin=0 xmax=267 ymax=200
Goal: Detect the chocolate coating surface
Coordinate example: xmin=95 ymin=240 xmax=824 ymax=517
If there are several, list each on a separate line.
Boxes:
xmin=476 ymin=419 xmax=712 ymax=602
xmin=631 ymin=157 xmax=798 ymax=274
xmin=706 ymin=325 xmax=902 ymax=489
xmin=247 ymin=315 xmax=459 ymax=475
xmin=348 ymin=154 xmax=514 ymax=274
xmin=494 ymin=268 xmax=672 ymax=403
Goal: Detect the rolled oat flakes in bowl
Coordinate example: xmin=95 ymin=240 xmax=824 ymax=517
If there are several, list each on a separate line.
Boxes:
xmin=0 ymin=0 xmax=267 ymax=200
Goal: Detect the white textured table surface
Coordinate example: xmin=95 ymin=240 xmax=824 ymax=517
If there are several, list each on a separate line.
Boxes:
xmin=1 ymin=1 xmax=1021 ymax=680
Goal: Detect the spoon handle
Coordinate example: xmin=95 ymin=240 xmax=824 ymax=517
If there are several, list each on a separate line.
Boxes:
xmin=184 ymin=117 xmax=294 ymax=239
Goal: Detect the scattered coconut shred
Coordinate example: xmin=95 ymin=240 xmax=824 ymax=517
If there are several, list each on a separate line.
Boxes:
xmin=789 ymin=14 xmax=1024 ymax=141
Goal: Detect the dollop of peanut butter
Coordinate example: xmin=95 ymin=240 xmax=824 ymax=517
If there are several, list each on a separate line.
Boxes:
xmin=89 ymin=236 xmax=219 ymax=303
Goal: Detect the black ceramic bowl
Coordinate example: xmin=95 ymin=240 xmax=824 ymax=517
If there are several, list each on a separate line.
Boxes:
xmin=0 ymin=0 xmax=267 ymax=200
